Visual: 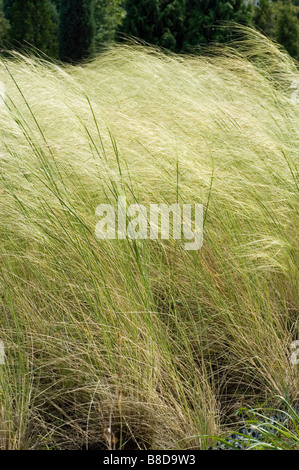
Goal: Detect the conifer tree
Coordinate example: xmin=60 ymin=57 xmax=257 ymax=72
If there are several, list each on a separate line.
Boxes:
xmin=2 ymin=0 xmax=13 ymax=19
xmin=59 ymin=0 xmax=95 ymax=63
xmin=122 ymin=1 xmax=186 ymax=51
xmin=253 ymin=0 xmax=274 ymax=36
xmin=122 ymin=0 xmax=252 ymax=51
xmin=94 ymin=0 xmax=125 ymax=45
xmin=4 ymin=0 xmax=58 ymax=57
xmin=159 ymin=0 xmax=186 ymax=50
xmin=183 ymin=0 xmax=251 ymax=48
xmin=275 ymin=0 xmax=299 ymax=59
xmin=122 ymin=0 xmax=161 ymax=45
xmin=0 ymin=0 xmax=9 ymax=45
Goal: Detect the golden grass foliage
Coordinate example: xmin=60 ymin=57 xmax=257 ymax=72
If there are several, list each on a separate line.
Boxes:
xmin=0 ymin=29 xmax=298 ymax=449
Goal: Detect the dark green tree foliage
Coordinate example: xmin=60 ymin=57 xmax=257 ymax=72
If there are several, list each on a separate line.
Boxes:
xmin=250 ymin=1 xmax=299 ymax=60
xmin=122 ymin=0 xmax=161 ymax=45
xmin=122 ymin=0 xmax=186 ymax=50
xmin=183 ymin=0 xmax=252 ymax=47
xmin=275 ymin=0 xmax=299 ymax=59
xmin=3 ymin=0 xmax=14 ymax=19
xmin=0 ymin=0 xmax=9 ymax=45
xmin=159 ymin=0 xmax=186 ymax=50
xmin=94 ymin=0 xmax=125 ymax=45
xmin=53 ymin=0 xmax=126 ymax=46
xmin=59 ymin=0 xmax=95 ymax=62
xmin=4 ymin=0 xmax=58 ymax=57
xmin=122 ymin=0 xmax=251 ymax=51
xmin=253 ymin=0 xmax=274 ymax=36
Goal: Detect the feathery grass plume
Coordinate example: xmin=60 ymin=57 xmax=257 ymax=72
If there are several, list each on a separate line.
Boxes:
xmin=0 ymin=27 xmax=298 ymax=449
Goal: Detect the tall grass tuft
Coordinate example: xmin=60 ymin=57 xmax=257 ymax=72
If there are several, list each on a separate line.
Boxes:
xmin=0 ymin=28 xmax=298 ymax=449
